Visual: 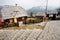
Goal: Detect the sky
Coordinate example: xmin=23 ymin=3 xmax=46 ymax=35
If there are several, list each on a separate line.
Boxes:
xmin=0 ymin=0 xmax=60 ymax=10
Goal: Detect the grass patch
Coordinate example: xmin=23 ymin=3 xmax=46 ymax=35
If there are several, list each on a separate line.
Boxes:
xmin=1 ymin=25 xmax=44 ymax=30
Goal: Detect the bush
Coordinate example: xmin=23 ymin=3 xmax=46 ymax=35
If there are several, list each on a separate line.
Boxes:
xmin=24 ymin=18 xmax=43 ymax=24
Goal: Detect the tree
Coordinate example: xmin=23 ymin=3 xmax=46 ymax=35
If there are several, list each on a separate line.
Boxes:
xmin=30 ymin=12 xmax=33 ymax=17
xmin=57 ymin=8 xmax=60 ymax=15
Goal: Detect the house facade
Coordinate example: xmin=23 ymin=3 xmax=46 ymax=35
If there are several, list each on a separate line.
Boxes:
xmin=0 ymin=4 xmax=28 ymax=26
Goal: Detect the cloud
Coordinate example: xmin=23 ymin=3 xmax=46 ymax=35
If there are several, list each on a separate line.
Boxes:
xmin=0 ymin=0 xmax=60 ymax=10
xmin=48 ymin=0 xmax=60 ymax=7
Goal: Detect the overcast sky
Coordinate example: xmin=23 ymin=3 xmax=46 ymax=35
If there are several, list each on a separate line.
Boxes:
xmin=0 ymin=0 xmax=60 ymax=10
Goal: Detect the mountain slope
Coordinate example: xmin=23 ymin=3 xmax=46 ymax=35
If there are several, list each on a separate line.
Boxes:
xmin=27 ymin=6 xmax=57 ymax=15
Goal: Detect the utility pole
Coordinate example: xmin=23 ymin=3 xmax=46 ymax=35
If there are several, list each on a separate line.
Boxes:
xmin=46 ymin=0 xmax=49 ymax=22
xmin=43 ymin=0 xmax=48 ymax=22
xmin=45 ymin=0 xmax=48 ymax=14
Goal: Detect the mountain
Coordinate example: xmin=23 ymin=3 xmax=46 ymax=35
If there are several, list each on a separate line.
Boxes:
xmin=0 ymin=6 xmax=3 ymax=10
xmin=27 ymin=6 xmax=57 ymax=15
xmin=27 ymin=6 xmax=45 ymax=14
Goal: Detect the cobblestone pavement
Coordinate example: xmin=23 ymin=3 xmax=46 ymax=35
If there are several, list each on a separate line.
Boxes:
xmin=0 ymin=20 xmax=60 ymax=40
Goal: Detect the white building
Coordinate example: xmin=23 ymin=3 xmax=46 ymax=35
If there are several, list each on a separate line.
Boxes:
xmin=34 ymin=11 xmax=58 ymax=17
